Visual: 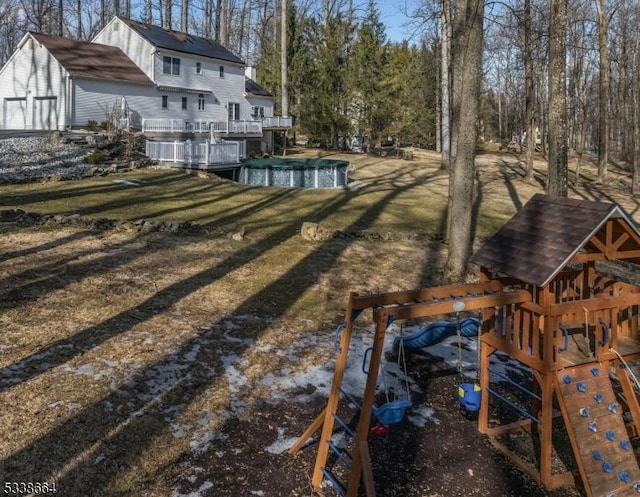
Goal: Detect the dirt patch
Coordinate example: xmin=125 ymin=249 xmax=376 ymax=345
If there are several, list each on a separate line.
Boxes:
xmin=0 ymin=148 xmax=638 ymax=496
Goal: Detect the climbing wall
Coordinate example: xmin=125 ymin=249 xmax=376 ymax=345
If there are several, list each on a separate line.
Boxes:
xmin=555 ymin=363 xmax=640 ymax=497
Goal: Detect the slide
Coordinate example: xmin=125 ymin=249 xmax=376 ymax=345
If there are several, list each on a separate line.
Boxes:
xmin=392 ymin=317 xmax=481 ymax=354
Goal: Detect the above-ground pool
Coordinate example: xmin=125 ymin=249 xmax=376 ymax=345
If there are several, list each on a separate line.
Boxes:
xmin=239 ymin=158 xmax=349 ymax=188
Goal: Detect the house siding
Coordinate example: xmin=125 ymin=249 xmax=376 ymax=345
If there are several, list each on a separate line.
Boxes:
xmin=247 ymin=95 xmax=274 ymax=118
xmin=0 ymin=35 xmax=68 ymax=129
xmin=73 ymin=79 xmax=156 ymax=127
xmin=94 ymin=18 xmax=250 ymax=122
xmin=92 ymin=18 xmax=155 ymax=79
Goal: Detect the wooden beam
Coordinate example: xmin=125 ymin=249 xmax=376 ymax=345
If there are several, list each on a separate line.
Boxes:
xmin=539 ymin=371 xmax=554 ymax=487
xmin=346 ymin=311 xmax=389 ymax=497
xmin=549 ymin=294 xmax=640 ymax=316
xmin=288 ymin=407 xmax=325 ymax=455
xmin=570 ymin=251 xmax=607 ymax=264
xmin=372 ymin=289 xmax=531 ymax=322
xmin=359 ymin=441 xmax=376 ymax=497
xmin=350 ymin=280 xmax=505 ymax=310
xmin=614 ymin=249 xmax=640 ymax=259
xmin=613 ymin=232 xmax=630 ymax=250
xmin=606 ymin=220 xmax=614 ymax=259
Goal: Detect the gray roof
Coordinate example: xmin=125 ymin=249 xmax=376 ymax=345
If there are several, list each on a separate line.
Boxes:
xmin=119 ymin=17 xmax=244 ymax=65
xmin=30 ymin=32 xmax=153 ymax=85
xmin=470 ymin=194 xmax=640 ymax=287
xmin=245 ymin=78 xmax=273 ymax=98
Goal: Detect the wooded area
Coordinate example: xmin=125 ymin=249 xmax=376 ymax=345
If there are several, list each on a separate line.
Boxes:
xmin=3 ymin=0 xmax=640 ymax=278
xmin=1 ymin=0 xmax=638 ymax=161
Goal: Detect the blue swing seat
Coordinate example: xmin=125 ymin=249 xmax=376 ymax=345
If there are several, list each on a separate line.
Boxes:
xmin=373 ymin=399 xmax=413 ymax=425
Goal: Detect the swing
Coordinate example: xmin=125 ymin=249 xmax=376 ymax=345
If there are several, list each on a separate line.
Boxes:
xmin=365 ymin=324 xmax=413 ymax=433
xmin=455 ymin=301 xmax=482 ymax=413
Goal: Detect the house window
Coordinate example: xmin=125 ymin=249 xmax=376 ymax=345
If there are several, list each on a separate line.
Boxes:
xmin=196 ymin=62 xmax=202 ymax=74
xmin=163 ymin=56 xmax=180 ymax=75
xmin=198 ymin=94 xmax=205 ymax=111
xmin=219 ymin=65 xmax=224 ymax=78
xmin=162 ymin=95 xmax=168 ymax=109
xmin=181 ymin=97 xmax=187 ymax=110
xmin=228 ymin=102 xmax=240 ymax=121
xmin=251 ymin=106 xmax=265 ymax=118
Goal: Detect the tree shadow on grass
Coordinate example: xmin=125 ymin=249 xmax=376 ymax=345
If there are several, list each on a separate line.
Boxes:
xmin=1 ymin=165 xmax=439 ymax=496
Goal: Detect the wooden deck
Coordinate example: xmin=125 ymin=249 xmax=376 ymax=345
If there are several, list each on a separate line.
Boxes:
xmin=559 ymin=330 xmax=640 ymax=368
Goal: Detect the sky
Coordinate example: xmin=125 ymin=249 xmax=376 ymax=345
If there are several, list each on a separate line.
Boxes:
xmin=376 ymin=0 xmax=418 ymax=43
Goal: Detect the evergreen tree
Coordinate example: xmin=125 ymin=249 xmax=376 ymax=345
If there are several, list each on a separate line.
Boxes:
xmin=348 ymin=0 xmax=389 ymax=149
xmin=298 ymin=15 xmax=354 ymax=147
xmin=385 ymin=42 xmax=438 ymax=149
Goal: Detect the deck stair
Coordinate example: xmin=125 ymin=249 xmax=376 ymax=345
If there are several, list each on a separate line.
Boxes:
xmin=554 ymin=363 xmax=640 ymax=497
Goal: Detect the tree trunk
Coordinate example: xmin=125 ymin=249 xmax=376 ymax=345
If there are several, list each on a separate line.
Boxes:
xmin=547 ymin=0 xmax=568 ymax=196
xmin=58 ymin=0 xmax=63 ymax=36
xmin=145 ymin=0 xmax=153 ymax=24
xmin=443 ymin=0 xmax=484 ymax=282
xmin=164 ymin=0 xmax=173 ymax=30
xmin=77 ymin=0 xmax=82 ymax=38
xmin=596 ymin=0 xmax=609 ymax=181
xmin=100 ymin=0 xmax=106 ymax=28
xmin=523 ymin=0 xmax=535 ymax=182
xmin=632 ymin=38 xmax=640 ymax=194
xmin=440 ymin=0 xmax=452 ymax=169
xmin=181 ymin=0 xmax=189 ymax=32
xmin=281 ymin=0 xmax=289 ymax=156
xmin=214 ymin=0 xmax=222 ymax=42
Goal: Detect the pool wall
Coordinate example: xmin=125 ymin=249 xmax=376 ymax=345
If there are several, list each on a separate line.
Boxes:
xmin=239 ymin=158 xmax=349 ymax=188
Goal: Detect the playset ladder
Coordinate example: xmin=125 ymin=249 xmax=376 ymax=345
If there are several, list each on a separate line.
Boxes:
xmin=554 ymin=363 xmax=640 ymax=497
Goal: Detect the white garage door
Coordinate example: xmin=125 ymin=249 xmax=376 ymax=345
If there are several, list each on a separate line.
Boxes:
xmin=33 ymin=96 xmax=57 ymax=130
xmin=4 ymin=98 xmax=27 ymax=129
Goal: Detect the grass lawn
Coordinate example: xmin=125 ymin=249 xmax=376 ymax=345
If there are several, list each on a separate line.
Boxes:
xmin=0 ymin=146 xmax=637 ymax=496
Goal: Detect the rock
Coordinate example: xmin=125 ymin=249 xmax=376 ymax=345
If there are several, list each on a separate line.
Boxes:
xmin=301 ymin=222 xmax=318 ymax=241
xmin=301 ymin=222 xmax=335 ymax=241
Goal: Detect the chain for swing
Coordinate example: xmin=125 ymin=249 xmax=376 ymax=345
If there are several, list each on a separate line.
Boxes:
xmin=454 ymin=300 xmax=466 ymax=376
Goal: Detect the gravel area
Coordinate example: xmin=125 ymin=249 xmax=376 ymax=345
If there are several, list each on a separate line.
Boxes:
xmin=0 ymin=135 xmax=99 ymax=183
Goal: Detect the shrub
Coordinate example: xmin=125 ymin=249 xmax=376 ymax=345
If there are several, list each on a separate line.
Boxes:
xmin=85 ymin=149 xmax=106 ymax=164
xmin=86 ymin=120 xmax=99 ymax=131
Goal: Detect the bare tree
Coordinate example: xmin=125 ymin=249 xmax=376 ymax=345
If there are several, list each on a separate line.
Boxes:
xmin=215 ymin=0 xmax=222 ymax=41
xmin=281 ymin=0 xmax=289 ymax=154
xmin=444 ymin=0 xmax=485 ymax=281
xmin=547 ymin=0 xmax=568 ymax=196
xmin=181 ymin=0 xmax=189 ymax=32
xmin=164 ymin=0 xmax=173 ymax=29
xmin=523 ymin=0 xmax=535 ymax=182
xmin=440 ymin=0 xmax=452 ymax=170
xmin=632 ymin=36 xmax=640 ymax=194
xmin=595 ymin=0 xmax=610 ymax=181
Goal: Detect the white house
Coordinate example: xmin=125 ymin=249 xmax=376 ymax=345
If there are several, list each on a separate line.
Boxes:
xmin=0 ymin=16 xmax=290 ymax=153
xmin=0 ymin=31 xmax=154 ymax=130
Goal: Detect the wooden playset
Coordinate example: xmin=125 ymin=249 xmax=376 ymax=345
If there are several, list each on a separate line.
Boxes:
xmin=290 ymin=194 xmax=640 ymax=497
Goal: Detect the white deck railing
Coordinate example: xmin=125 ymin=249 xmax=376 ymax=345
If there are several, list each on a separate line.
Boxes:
xmin=145 ymin=140 xmax=245 ymax=165
xmin=228 ymin=120 xmax=262 ymax=134
xmin=262 ymin=116 xmax=292 ymax=129
xmin=142 ymin=118 xmax=263 ymax=135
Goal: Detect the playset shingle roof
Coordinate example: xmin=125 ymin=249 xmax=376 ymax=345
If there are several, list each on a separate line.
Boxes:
xmin=471 ymin=194 xmax=640 ymax=287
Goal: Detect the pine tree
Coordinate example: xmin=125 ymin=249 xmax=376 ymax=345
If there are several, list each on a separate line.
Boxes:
xmin=348 ymin=0 xmax=388 ymax=149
